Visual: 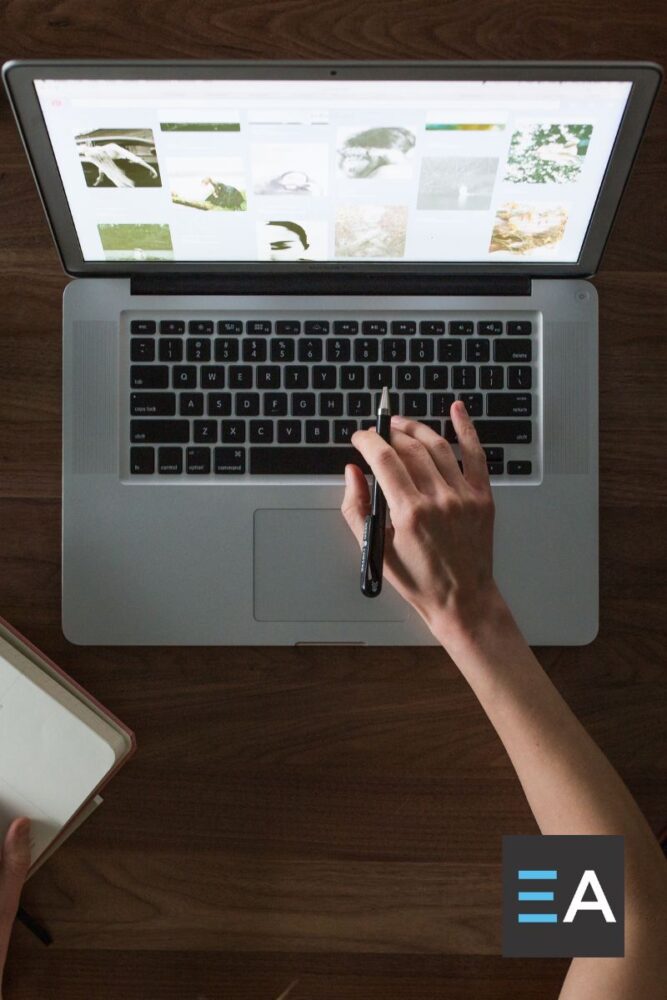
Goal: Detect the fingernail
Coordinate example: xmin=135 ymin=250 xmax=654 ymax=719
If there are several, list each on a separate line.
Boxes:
xmin=344 ymin=464 xmax=352 ymax=485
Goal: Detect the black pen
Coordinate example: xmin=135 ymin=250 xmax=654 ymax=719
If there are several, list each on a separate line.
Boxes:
xmin=360 ymin=386 xmax=392 ymax=597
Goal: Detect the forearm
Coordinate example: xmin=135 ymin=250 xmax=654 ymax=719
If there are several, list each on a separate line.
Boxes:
xmin=431 ymin=589 xmax=667 ymax=913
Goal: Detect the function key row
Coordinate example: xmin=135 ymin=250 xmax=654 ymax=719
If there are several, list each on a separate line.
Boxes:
xmin=130 ymin=319 xmax=533 ymax=337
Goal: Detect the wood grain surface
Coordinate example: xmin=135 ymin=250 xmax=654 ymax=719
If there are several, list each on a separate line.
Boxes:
xmin=1 ymin=2 xmax=666 ymax=997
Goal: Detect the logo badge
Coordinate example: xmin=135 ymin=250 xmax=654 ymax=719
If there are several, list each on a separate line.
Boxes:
xmin=502 ymin=835 xmax=624 ymax=957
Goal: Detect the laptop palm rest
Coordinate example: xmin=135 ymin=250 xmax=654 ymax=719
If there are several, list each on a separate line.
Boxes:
xmin=253 ymin=509 xmax=407 ymax=623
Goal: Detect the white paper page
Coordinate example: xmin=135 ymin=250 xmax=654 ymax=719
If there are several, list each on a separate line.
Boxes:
xmin=0 ymin=652 xmax=115 ymax=864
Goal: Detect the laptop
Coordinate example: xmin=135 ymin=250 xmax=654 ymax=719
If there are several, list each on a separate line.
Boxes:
xmin=2 ymin=60 xmax=661 ymax=645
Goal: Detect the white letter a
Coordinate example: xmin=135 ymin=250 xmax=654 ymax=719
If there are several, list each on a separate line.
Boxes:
xmin=563 ymin=870 xmax=616 ymax=923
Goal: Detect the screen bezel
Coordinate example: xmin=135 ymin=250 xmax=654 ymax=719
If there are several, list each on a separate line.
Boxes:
xmin=2 ymin=59 xmax=662 ymax=279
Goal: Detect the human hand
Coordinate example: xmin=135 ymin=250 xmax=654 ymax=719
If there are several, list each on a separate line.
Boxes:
xmin=0 ymin=819 xmax=31 ymax=993
xmin=342 ymin=402 xmax=505 ymax=643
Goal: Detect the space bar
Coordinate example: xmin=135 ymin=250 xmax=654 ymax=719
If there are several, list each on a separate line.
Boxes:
xmin=250 ymin=447 xmax=371 ymax=475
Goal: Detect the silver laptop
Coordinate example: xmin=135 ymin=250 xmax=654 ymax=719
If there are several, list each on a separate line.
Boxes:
xmin=3 ymin=60 xmax=661 ymax=645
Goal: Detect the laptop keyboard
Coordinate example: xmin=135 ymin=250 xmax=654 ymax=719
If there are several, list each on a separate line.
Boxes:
xmin=126 ymin=315 xmax=538 ymax=479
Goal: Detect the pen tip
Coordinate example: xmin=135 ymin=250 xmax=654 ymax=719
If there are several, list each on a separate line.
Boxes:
xmin=379 ymin=385 xmax=390 ymax=413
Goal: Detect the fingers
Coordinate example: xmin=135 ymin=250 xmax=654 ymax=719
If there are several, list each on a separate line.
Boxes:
xmin=450 ymin=401 xmax=489 ymax=490
xmin=350 ymin=429 xmax=420 ymax=511
xmin=390 ymin=414 xmax=462 ymax=487
xmin=388 ymin=426 xmax=443 ymax=494
xmin=340 ymin=463 xmax=371 ymax=544
xmin=0 ymin=818 xmax=31 ymax=923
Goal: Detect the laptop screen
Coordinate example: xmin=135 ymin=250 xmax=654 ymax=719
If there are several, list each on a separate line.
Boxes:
xmin=33 ymin=77 xmax=632 ymax=265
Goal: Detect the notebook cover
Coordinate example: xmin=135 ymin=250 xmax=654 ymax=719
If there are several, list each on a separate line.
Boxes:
xmin=0 ymin=614 xmax=136 ymax=871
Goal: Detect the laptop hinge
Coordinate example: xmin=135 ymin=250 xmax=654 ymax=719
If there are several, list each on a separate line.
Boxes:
xmin=130 ymin=273 xmax=531 ymax=297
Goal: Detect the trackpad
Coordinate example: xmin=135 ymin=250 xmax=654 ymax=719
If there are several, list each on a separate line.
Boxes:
xmin=253 ymin=508 xmax=407 ymax=622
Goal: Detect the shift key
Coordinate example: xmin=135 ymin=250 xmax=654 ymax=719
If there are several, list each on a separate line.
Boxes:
xmin=444 ymin=420 xmax=532 ymax=444
xmin=131 ymin=420 xmax=189 ymax=443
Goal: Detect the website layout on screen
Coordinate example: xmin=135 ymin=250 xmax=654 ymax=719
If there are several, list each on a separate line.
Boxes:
xmin=34 ymin=77 xmax=632 ymax=264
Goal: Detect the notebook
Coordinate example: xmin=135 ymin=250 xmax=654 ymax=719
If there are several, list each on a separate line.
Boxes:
xmin=0 ymin=616 xmax=135 ymax=873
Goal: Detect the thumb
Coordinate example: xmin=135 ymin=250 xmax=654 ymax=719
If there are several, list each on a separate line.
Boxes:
xmin=340 ymin=463 xmax=371 ymax=545
xmin=0 ymin=819 xmax=31 ymax=918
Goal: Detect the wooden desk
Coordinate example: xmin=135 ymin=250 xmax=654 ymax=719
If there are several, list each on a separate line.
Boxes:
xmin=1 ymin=5 xmax=665 ymax=997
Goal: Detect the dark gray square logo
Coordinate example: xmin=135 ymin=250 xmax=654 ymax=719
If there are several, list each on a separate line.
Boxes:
xmin=502 ymin=835 xmax=624 ymax=957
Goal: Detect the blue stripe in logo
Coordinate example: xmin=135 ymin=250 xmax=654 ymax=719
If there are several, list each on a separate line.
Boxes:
xmin=518 ymin=913 xmax=558 ymax=924
xmin=518 ymin=891 xmax=554 ymax=901
xmin=517 ymin=870 xmax=558 ymax=879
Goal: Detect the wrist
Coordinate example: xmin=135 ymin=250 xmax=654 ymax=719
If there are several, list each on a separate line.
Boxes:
xmin=426 ymin=582 xmax=518 ymax=657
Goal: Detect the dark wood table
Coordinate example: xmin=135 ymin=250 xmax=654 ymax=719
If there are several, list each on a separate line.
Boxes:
xmin=1 ymin=4 xmax=665 ymax=997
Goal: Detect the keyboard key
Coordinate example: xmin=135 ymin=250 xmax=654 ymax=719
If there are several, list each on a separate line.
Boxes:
xmin=403 ymin=393 xmax=427 ymax=417
xmin=235 ymin=393 xmax=260 ymax=416
xmin=347 ymin=393 xmax=372 ymax=417
xmin=320 ymin=393 xmax=344 ymax=416
xmin=444 ymin=420 xmax=532 ymax=445
xmin=396 ymin=366 xmax=420 ymax=389
xmin=507 ymin=321 xmax=532 ymax=336
xmin=130 ymin=446 xmax=155 ymax=474
xmin=391 ymin=321 xmax=416 ymax=336
xmin=457 ymin=393 xmax=483 ymax=417
xmin=333 ymin=420 xmax=358 ymax=443
xmin=194 ymin=420 xmax=217 ymax=443
xmin=450 ymin=321 xmax=473 ymax=336
xmin=208 ymin=393 xmax=232 ymax=416
xmin=431 ymin=393 xmax=456 ymax=417
xmin=410 ymin=339 xmax=435 ymax=363
xmin=200 ymin=366 xmax=225 ymax=389
xmin=354 ymin=339 xmax=378 ymax=363
xmin=188 ymin=320 xmax=214 ymax=336
xmin=186 ymin=447 xmax=211 ymax=474
xmin=159 ymin=338 xmax=184 ymax=362
xmin=130 ymin=392 xmax=175 ymax=417
xmin=264 ymin=392 xmax=288 ymax=416
xmin=251 ymin=446 xmax=370 ymax=475
xmin=228 ymin=365 xmax=253 ymax=389
xmin=340 ymin=366 xmax=364 ymax=389
xmin=483 ymin=448 xmax=504 ymax=462
xmin=271 ymin=338 xmax=296 ymax=362
xmin=452 ymin=366 xmax=476 ymax=390
xmin=298 ymin=338 xmax=323 ymax=362
xmin=160 ymin=320 xmax=185 ymax=335
xmin=333 ymin=320 xmax=359 ymax=336
xmin=494 ymin=339 xmax=532 ymax=363
xmin=158 ymin=447 xmax=183 ymax=474
xmin=480 ymin=366 xmax=504 ymax=390
xmin=276 ymin=320 xmax=301 ymax=336
xmin=478 ymin=321 xmax=503 ymax=336
xmin=487 ymin=462 xmax=504 ymax=476
xmin=131 ymin=338 xmax=155 ymax=362
xmin=362 ymin=320 xmax=387 ymax=336
xmin=466 ymin=339 xmax=490 ymax=363
xmin=487 ymin=393 xmax=532 ymax=417
xmin=420 ymin=320 xmax=445 ymax=336
xmin=277 ymin=420 xmax=302 ymax=443
xmin=424 ymin=366 xmax=448 ymax=389
xmin=508 ymin=366 xmax=532 ymax=389
xmin=382 ymin=338 xmax=406 ymax=362
xmin=180 ymin=393 xmax=204 ymax=416
xmin=214 ymin=447 xmax=246 ymax=474
xmin=173 ymin=366 xmax=197 ymax=389
xmin=214 ymin=338 xmax=239 ymax=362
xmin=131 ymin=365 xmax=168 ymax=389
xmin=422 ymin=419 xmax=442 ymax=435
xmin=257 ymin=365 xmax=281 ymax=389
xmin=250 ymin=420 xmax=274 ymax=443
xmin=285 ymin=366 xmax=309 ymax=389
xmin=313 ymin=366 xmax=336 ymax=389
xmin=438 ymin=340 xmax=462 ymax=362
xmin=131 ymin=420 xmax=189 ymax=444
xmin=221 ymin=420 xmax=246 ymax=443
xmin=243 ymin=339 xmax=267 ymax=362
xmin=306 ymin=420 xmax=330 ymax=443
xmin=305 ymin=320 xmax=329 ymax=335
xmin=508 ymin=461 xmax=533 ymax=475
xmin=246 ymin=320 xmax=271 ymax=336
xmin=291 ymin=392 xmax=316 ymax=416
xmin=368 ymin=366 xmax=393 ymax=390
xmin=130 ymin=320 xmax=156 ymax=335
xmin=326 ymin=339 xmax=351 ymax=363
xmin=218 ymin=320 xmax=243 ymax=336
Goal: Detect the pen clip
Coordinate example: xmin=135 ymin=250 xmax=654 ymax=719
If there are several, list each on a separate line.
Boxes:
xmin=360 ymin=513 xmax=383 ymax=598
